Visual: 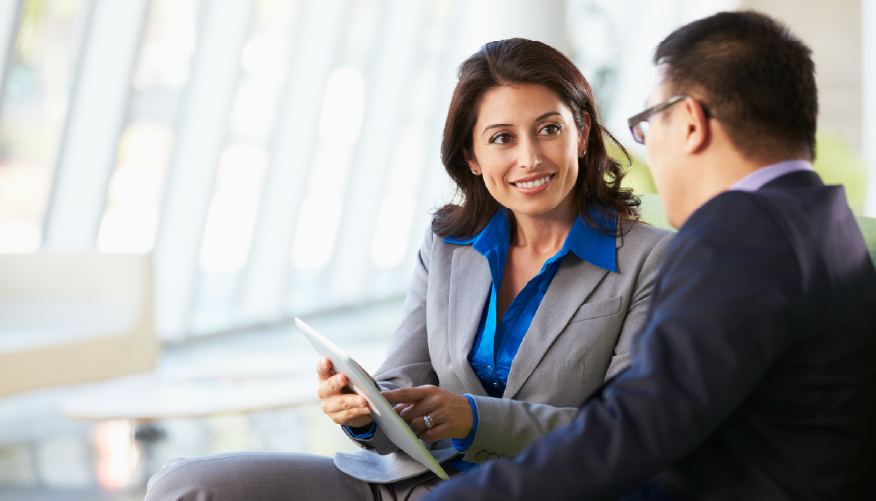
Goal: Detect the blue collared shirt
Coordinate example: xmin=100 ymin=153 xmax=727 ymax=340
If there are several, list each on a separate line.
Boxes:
xmin=441 ymin=206 xmax=617 ymax=471
xmin=347 ymin=207 xmax=617 ymax=472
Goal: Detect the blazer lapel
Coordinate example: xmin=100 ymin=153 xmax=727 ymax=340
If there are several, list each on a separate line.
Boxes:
xmin=448 ymin=246 xmax=492 ymax=396
xmin=503 ymin=254 xmax=610 ymax=400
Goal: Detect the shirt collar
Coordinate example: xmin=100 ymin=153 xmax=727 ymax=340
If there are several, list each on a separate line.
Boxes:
xmin=443 ymin=207 xmax=617 ymax=273
xmin=443 ymin=208 xmax=510 ymax=254
xmin=729 ymin=159 xmax=814 ymax=192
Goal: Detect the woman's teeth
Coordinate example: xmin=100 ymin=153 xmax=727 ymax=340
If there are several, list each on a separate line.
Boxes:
xmin=515 ymin=176 xmax=549 ymax=189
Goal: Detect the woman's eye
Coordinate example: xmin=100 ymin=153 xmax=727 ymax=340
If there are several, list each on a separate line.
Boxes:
xmin=490 ymin=133 xmax=512 ymax=144
xmin=540 ymin=124 xmax=562 ymax=135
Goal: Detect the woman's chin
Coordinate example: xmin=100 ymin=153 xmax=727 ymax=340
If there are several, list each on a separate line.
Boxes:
xmin=502 ymin=193 xmax=576 ymax=221
xmin=506 ymin=203 xmax=568 ymax=220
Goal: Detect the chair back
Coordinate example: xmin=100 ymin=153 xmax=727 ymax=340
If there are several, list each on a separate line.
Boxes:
xmin=638 ymin=194 xmax=675 ymax=232
xmin=0 ymin=253 xmax=157 ymax=397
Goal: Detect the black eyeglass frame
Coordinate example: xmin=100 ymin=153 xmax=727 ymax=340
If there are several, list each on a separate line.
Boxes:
xmin=627 ymin=94 xmax=711 ymax=145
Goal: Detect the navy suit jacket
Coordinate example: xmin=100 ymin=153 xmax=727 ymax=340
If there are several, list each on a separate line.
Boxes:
xmin=423 ymin=171 xmax=876 ymax=500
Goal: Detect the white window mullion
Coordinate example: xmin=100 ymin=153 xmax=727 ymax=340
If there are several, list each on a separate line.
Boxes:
xmin=326 ymin=0 xmax=429 ymax=303
xmin=0 ymin=0 xmax=23 ymax=118
xmin=407 ymin=4 xmax=467 ymax=268
xmin=41 ymin=0 xmax=149 ymax=251
xmin=153 ymin=0 xmax=254 ymax=341
xmin=238 ymin=0 xmax=350 ymax=322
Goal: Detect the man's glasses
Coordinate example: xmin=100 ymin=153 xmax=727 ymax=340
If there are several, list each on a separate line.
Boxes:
xmin=627 ymin=95 xmax=710 ymax=145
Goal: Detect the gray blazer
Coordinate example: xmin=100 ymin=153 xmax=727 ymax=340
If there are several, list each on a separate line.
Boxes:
xmin=334 ymin=220 xmax=673 ymax=483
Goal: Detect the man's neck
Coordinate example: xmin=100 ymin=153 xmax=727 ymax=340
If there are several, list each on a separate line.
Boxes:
xmin=673 ymin=152 xmax=805 ymax=228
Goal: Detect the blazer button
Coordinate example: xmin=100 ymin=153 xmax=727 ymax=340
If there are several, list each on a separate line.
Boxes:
xmin=476 ymin=451 xmax=488 ymax=461
xmin=486 ymin=366 xmax=494 ymax=374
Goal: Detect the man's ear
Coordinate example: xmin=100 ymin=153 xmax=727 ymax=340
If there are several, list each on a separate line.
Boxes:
xmin=682 ymin=97 xmax=710 ymax=154
xmin=463 ymin=148 xmax=480 ymax=174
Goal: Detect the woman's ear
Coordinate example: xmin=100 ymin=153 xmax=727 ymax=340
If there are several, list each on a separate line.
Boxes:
xmin=579 ymin=112 xmax=592 ymax=157
xmin=463 ymin=148 xmax=480 ymax=175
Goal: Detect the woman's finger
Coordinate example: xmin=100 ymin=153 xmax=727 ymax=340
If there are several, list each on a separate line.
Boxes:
xmin=322 ymin=395 xmax=371 ymax=421
xmin=393 ymin=403 xmax=413 ymax=416
xmin=322 ymin=393 xmax=370 ymax=415
xmin=410 ymin=411 xmax=444 ymax=435
xmin=317 ymin=373 xmax=349 ymax=399
xmin=398 ymin=397 xmax=440 ymax=422
xmin=316 ymin=357 xmax=334 ymax=381
xmin=417 ymin=422 xmax=450 ymax=443
xmin=382 ymin=386 xmax=430 ymax=406
xmin=326 ymin=406 xmax=374 ymax=427
xmin=330 ymin=406 xmax=373 ymax=423
xmin=409 ymin=414 xmax=426 ymax=435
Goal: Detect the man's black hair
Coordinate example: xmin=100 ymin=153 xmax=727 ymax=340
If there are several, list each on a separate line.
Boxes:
xmin=655 ymin=10 xmax=817 ymax=160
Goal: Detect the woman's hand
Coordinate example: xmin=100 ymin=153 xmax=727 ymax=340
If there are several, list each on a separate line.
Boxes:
xmin=382 ymin=385 xmax=473 ymax=443
xmin=316 ymin=357 xmax=374 ymax=428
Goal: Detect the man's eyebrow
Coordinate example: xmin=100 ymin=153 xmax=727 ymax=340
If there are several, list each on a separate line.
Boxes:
xmin=480 ymin=111 xmax=563 ymax=135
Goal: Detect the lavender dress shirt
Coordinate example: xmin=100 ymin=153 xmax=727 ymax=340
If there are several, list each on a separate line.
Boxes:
xmin=729 ymin=159 xmax=814 ymax=192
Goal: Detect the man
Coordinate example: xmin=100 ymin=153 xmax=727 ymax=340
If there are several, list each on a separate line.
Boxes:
xmin=422 ymin=11 xmax=876 ymax=500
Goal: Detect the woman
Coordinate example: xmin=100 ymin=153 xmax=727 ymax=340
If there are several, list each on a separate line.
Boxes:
xmin=145 ymin=38 xmax=673 ymax=501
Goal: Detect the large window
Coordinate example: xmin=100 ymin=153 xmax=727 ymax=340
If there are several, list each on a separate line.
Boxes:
xmin=0 ymin=0 xmax=87 ymax=252
xmin=6 ymin=0 xmax=864 ymax=342
xmin=192 ymin=0 xmax=302 ymax=333
xmin=96 ymin=0 xmax=203 ymax=253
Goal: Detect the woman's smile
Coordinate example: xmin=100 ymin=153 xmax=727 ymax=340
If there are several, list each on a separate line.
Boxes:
xmin=510 ymin=173 xmax=554 ymax=194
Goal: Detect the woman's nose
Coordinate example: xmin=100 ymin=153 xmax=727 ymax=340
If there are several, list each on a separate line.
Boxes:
xmin=517 ymin=136 xmax=542 ymax=170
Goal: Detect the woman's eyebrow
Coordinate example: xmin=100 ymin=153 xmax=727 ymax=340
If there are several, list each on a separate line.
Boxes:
xmin=535 ymin=111 xmax=562 ymax=121
xmin=481 ymin=123 xmax=512 ymax=135
xmin=480 ymin=111 xmax=563 ymax=136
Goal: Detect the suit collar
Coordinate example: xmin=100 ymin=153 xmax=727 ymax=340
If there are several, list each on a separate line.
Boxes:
xmin=503 ymin=253 xmax=609 ymax=399
xmin=730 ymin=159 xmax=814 ymax=192
xmin=447 ymin=246 xmax=493 ymax=396
xmin=759 ymin=169 xmax=823 ymax=190
xmin=444 ymin=207 xmax=617 ymax=273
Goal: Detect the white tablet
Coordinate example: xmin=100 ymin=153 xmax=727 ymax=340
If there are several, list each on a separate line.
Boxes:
xmin=294 ymin=317 xmax=450 ymax=480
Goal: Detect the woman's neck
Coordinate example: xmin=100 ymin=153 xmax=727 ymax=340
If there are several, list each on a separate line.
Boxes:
xmin=509 ymin=204 xmax=577 ymax=254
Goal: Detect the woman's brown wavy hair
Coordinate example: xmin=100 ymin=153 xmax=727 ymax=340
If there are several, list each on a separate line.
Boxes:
xmin=432 ymin=38 xmax=640 ymax=239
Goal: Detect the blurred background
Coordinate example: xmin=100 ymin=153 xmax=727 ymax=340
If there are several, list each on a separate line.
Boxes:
xmin=0 ymin=0 xmax=872 ymax=499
